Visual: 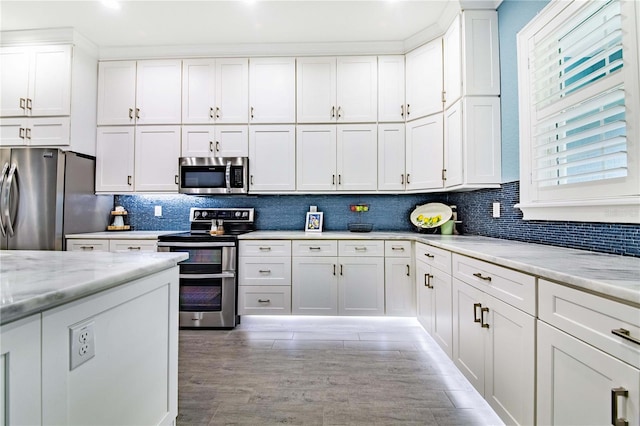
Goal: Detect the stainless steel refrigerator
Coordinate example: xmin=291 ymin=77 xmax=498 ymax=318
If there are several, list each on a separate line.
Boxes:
xmin=0 ymin=148 xmax=113 ymax=250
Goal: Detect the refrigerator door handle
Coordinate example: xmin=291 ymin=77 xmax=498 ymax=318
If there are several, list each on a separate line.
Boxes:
xmin=0 ymin=162 xmax=8 ymax=237
xmin=2 ymin=164 xmax=17 ymax=237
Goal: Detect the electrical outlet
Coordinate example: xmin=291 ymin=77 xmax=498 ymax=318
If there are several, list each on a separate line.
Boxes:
xmin=492 ymin=202 xmax=501 ymax=218
xmin=154 ymin=205 xmax=162 ymax=217
xmin=70 ymin=320 xmax=96 ymax=370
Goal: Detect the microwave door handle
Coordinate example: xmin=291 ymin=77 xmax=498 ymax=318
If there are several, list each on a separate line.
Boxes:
xmin=225 ymin=161 xmax=231 ymax=193
xmin=0 ymin=162 xmax=9 ymax=237
xmin=2 ymin=164 xmax=17 ymax=237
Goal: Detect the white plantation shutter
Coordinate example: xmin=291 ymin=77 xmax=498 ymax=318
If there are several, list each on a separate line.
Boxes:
xmin=530 ymin=0 xmax=626 ymax=189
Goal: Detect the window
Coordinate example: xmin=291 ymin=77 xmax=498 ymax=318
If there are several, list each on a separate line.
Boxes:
xmin=516 ymin=0 xmax=640 ymax=223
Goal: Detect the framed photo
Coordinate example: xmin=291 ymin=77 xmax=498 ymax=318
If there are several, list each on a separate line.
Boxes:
xmin=305 ymin=212 xmax=323 ymax=233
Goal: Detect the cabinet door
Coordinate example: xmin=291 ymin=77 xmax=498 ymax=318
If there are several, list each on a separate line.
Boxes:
xmin=416 ymin=260 xmax=434 ymax=333
xmin=0 ymin=315 xmax=42 ymax=426
xmin=385 ymin=257 xmax=415 ymax=316
xmin=378 ymin=55 xmax=406 ymax=122
xmin=336 ymin=56 xmax=377 ymax=123
xmin=30 ymin=45 xmax=71 ymax=117
xmin=66 ymin=239 xmax=110 ymax=252
xmin=27 ymin=117 xmax=71 ymax=147
xmin=296 ymin=125 xmax=336 ymax=191
xmin=292 ymin=257 xmax=339 ymax=315
xmin=215 ymin=125 xmax=248 ymax=157
xmin=249 ymin=125 xmax=296 ymax=192
xmin=406 ymin=114 xmax=443 ymax=190
xmin=444 ymin=100 xmax=463 ymax=187
xmin=97 ymin=61 xmax=137 ymax=125
xmin=136 ymin=60 xmax=182 ymax=125
xmin=337 ymin=124 xmax=377 ymax=191
xmin=96 ymin=126 xmax=134 ymax=193
xmin=462 ymin=10 xmax=500 ymax=96
xmin=537 ymin=321 xmax=640 ymax=426
xmin=135 ymin=125 xmax=180 ymax=192
xmin=452 ymin=278 xmax=485 ymax=394
xmin=0 ymin=47 xmax=30 ymax=117
xmin=405 ymin=38 xmax=443 ymax=120
xmin=485 ymin=293 xmax=535 ymax=426
xmin=249 ymin=57 xmax=295 ymax=123
xmin=181 ymin=125 xmax=215 ymax=157
xmin=443 ymin=15 xmax=462 ymax=109
xmin=338 ymin=257 xmax=385 ymax=316
xmin=431 ymin=268 xmax=453 ymax=358
xmin=182 ymin=59 xmax=215 ymax=124
xmin=378 ymin=123 xmax=406 ymax=191
xmin=0 ymin=118 xmax=27 ymax=146
xmin=215 ymin=58 xmax=248 ymax=123
xmin=296 ymin=57 xmax=337 ymax=123
xmin=463 ymin=97 xmax=501 ymax=185
xmin=239 ymin=256 xmax=292 ymax=286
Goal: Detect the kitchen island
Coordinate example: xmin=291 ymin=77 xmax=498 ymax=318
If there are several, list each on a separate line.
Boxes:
xmin=0 ymin=250 xmax=187 ymax=426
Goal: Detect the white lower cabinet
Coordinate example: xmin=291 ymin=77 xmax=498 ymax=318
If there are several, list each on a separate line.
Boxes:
xmin=384 ymin=241 xmax=414 ymax=316
xmin=452 ymin=277 xmax=535 ymax=426
xmin=67 ymin=238 xmax=158 ymax=253
xmin=238 ymin=240 xmax=292 ymax=315
xmin=537 ymin=279 xmax=640 ymax=426
xmin=292 ymin=256 xmax=338 ymax=315
xmin=0 ymin=315 xmax=42 ymax=425
xmin=339 ymin=256 xmax=385 ymax=316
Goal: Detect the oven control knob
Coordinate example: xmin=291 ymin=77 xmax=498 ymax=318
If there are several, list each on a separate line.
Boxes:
xmin=235 ymin=211 xmax=241 ymax=218
xmin=202 ymin=211 xmax=208 ymax=218
xmin=194 ymin=211 xmax=200 ymax=218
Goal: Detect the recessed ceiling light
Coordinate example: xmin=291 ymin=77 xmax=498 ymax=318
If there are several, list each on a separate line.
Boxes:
xmin=101 ymin=0 xmax=121 ymax=10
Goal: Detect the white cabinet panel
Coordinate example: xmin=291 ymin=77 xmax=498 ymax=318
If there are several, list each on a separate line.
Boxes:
xmin=378 ymin=123 xmax=406 ymax=191
xmin=95 ymin=126 xmax=135 ymax=193
xmin=182 ymin=125 xmax=248 ymax=157
xmin=292 ymin=257 xmax=339 ymax=315
xmin=239 ymin=240 xmax=291 ymax=257
xmin=385 ymin=257 xmax=415 ymax=316
xmin=238 ymin=256 xmax=292 ymax=286
xmin=181 ymin=125 xmax=214 ymax=157
xmin=0 ymin=118 xmax=27 ymax=146
xmin=378 ymin=55 xmax=406 ymax=122
xmin=336 ymin=56 xmax=377 ymax=123
xmin=109 ymin=240 xmax=157 ymax=253
xmin=135 ymin=60 xmax=182 ymax=125
xmin=66 ymin=239 xmax=110 ymax=252
xmin=292 ymin=240 xmax=338 ymax=257
xmin=249 ymin=57 xmax=295 ymax=123
xmin=238 ymin=286 xmax=291 ymax=315
xmin=182 ymin=59 xmax=215 ymax=124
xmin=336 ymin=124 xmax=377 ymax=191
xmin=0 ymin=47 xmax=30 ymax=117
xmin=215 ymin=58 xmax=249 ymax=123
xmin=444 ymin=100 xmax=463 ymax=187
xmin=249 ymin=125 xmax=296 ymax=192
xmin=296 ymin=125 xmax=336 ymax=191
xmin=134 ymin=125 xmax=180 ymax=192
xmin=215 ymin=125 xmax=248 ymax=157
xmin=0 ymin=117 xmax=70 ymax=147
xmin=406 ymin=114 xmax=444 ymax=191
xmin=97 ymin=61 xmax=137 ymax=125
xmin=338 ymin=257 xmax=385 ymax=316
xmin=462 ymin=97 xmax=501 ymax=186
xmin=296 ymin=57 xmax=337 ymax=123
xmin=338 ymin=240 xmax=384 ymax=256
xmin=406 ymin=39 xmax=443 ymax=120
xmin=443 ymin=14 xmax=462 ymax=109
xmin=462 ymin=10 xmax=500 ymax=96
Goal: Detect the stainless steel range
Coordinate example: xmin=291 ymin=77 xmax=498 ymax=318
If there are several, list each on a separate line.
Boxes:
xmin=157 ymin=207 xmax=254 ymax=329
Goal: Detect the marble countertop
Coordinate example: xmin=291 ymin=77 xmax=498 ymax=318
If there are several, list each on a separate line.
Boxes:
xmin=240 ymin=231 xmax=640 ymax=306
xmin=66 ymin=231 xmax=179 ymax=240
xmin=0 ymin=250 xmax=188 ymax=326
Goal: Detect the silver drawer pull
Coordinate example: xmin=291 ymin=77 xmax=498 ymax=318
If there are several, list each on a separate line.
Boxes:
xmin=611 ymin=328 xmax=640 ymax=345
xmin=473 ymin=272 xmax=492 ymax=282
xmin=258 ymin=299 xmax=271 ymax=303
xmin=128 ymin=246 xmax=141 ymax=251
xmin=80 ymin=246 xmax=94 ymax=251
xmin=355 ymin=247 xmax=367 ymax=251
xmin=259 ymin=247 xmax=272 ymax=251
xmin=611 ymin=387 xmax=629 ymax=426
xmin=308 ymin=247 xmax=322 ymax=251
xmin=392 ymin=247 xmax=405 ymax=251
xmin=424 ymin=253 xmax=434 ymax=259
xmin=259 ymin=269 xmax=271 ymax=274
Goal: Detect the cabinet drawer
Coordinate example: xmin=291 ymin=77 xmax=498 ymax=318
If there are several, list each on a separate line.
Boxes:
xmin=66 ymin=239 xmax=109 ymax=252
xmin=452 ymin=254 xmax=535 ymax=315
xmin=238 ymin=257 xmax=291 ymax=286
xmin=415 ymin=243 xmax=451 ymax=273
xmin=339 ymin=240 xmax=384 ymax=256
xmin=109 ymin=240 xmax=157 ymax=253
xmin=539 ymin=279 xmax=640 ymax=369
xmin=238 ymin=285 xmax=291 ymax=315
xmin=385 ymin=240 xmax=412 ymax=257
xmin=292 ymin=240 xmax=338 ymax=257
xmin=239 ymin=240 xmax=291 ymax=257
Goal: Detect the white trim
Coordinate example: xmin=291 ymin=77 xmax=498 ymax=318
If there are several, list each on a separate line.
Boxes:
xmin=0 ymin=28 xmax=98 ymax=56
xmin=516 ymin=197 xmax=640 ymax=223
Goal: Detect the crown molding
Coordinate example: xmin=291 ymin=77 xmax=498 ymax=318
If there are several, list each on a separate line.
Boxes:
xmin=0 ymin=27 xmax=98 ymax=56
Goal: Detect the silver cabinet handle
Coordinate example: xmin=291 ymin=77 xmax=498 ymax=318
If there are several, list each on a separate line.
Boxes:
xmin=401 ymin=174 xmax=404 ymax=185
xmin=337 ymin=106 xmax=342 ymax=118
xmin=258 ymin=269 xmax=271 ymax=274
xmin=442 ymin=90 xmax=446 ymax=104
xmin=210 ymin=107 xmax=214 ymax=119
xmin=215 ymin=107 xmax=220 ymax=119
xmin=332 ymin=174 xmax=335 ymax=185
xmin=26 ymin=98 xmax=32 ymax=111
xmin=216 ymin=141 xmax=220 ymax=152
xmin=473 ymin=303 xmax=482 ymax=323
xmin=611 ymin=328 xmax=640 ymax=345
xmin=209 ymin=141 xmax=214 ymax=152
xmin=424 ymin=273 xmax=433 ymax=288
xmin=442 ymin=168 xmax=447 ymax=181
xmin=250 ymin=175 xmax=254 ymax=185
xmin=406 ymin=264 xmax=410 ymax=276
xmin=473 ymin=272 xmax=492 ymax=282
xmin=19 ymin=98 xmax=26 ymax=111
xmin=250 ymin=106 xmax=254 ymax=120
xmin=340 ymin=264 xmax=343 ymax=275
xmin=333 ymin=264 xmax=336 ymax=276
xmin=406 ymin=103 xmax=410 ymax=116
xmin=127 ymin=175 xmax=132 ymax=186
xmin=258 ymin=299 xmax=271 ymax=303
xmin=19 ymin=128 xmax=25 ymax=139
xmin=338 ymin=174 xmax=342 ymax=185
xmin=331 ymin=106 xmax=335 ymax=118
xmin=135 ymin=108 xmax=140 ymax=119
xmin=406 ymin=173 xmax=411 ymax=184
xmin=129 ymin=108 xmax=134 ymax=120
xmin=611 ymin=387 xmax=629 ymax=426
xmin=400 ymin=104 xmax=404 ymax=118
xmin=25 ymin=128 xmax=31 ymax=140
xmin=175 ymin=175 xmax=179 ymax=185
xmin=480 ymin=307 xmax=490 ymax=328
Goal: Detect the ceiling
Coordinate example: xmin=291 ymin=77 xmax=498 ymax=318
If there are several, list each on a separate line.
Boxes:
xmin=0 ymin=1 xmax=456 ymax=49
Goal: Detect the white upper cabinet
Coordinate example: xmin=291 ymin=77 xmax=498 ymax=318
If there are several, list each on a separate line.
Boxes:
xmin=0 ymin=45 xmax=71 ymax=118
xmin=249 ymin=125 xmax=296 ymax=192
xmin=405 ymin=38 xmax=443 ymax=121
xmin=181 ymin=125 xmax=248 ymax=157
xmin=182 ymin=58 xmax=249 ymax=124
xmin=461 ymin=10 xmax=500 ymax=96
xmin=297 ymin=56 xmax=377 ymax=123
xmin=96 ymin=126 xmax=135 ymax=193
xmin=443 ymin=14 xmax=462 ymax=110
xmin=336 ymin=124 xmax=377 ymax=191
xmin=378 ymin=123 xmax=406 ymax=191
xmin=134 ymin=125 xmax=181 ymax=191
xmin=249 ymin=58 xmax=295 ymax=123
xmin=406 ymin=114 xmax=444 ymax=191
xmin=378 ymin=55 xmax=406 ymax=122
xmin=296 ymin=125 xmax=337 ymax=191
xmin=98 ymin=60 xmax=182 ymax=125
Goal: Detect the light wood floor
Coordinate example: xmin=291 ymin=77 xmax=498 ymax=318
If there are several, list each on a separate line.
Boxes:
xmin=177 ymin=316 xmax=505 ymax=425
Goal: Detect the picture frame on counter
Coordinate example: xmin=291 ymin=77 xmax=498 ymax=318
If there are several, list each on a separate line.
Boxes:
xmin=305 ymin=212 xmax=323 ymax=233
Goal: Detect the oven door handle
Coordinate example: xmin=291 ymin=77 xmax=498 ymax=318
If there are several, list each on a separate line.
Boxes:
xmin=225 ymin=160 xmax=231 ymax=193
xmin=157 ymin=241 xmax=236 ymax=248
xmin=179 ymin=273 xmax=235 ymax=279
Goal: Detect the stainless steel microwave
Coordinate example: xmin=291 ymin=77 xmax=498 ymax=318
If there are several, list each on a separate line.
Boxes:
xmin=178 ymin=157 xmax=248 ymax=195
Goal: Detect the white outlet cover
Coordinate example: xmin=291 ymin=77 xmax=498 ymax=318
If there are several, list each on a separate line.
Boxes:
xmin=492 ymin=202 xmax=501 ymax=218
xmin=154 ymin=206 xmax=162 ymax=217
xmin=70 ymin=320 xmax=96 ymax=370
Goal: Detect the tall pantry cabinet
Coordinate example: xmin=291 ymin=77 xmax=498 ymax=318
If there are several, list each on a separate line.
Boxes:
xmin=95 ymin=60 xmax=182 ymax=192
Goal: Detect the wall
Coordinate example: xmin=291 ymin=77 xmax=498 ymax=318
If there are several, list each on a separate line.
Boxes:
xmin=115 ymin=0 xmax=640 ymax=258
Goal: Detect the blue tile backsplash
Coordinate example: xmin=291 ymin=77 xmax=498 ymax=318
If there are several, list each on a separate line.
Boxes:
xmin=115 ymin=181 xmax=640 ymax=257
